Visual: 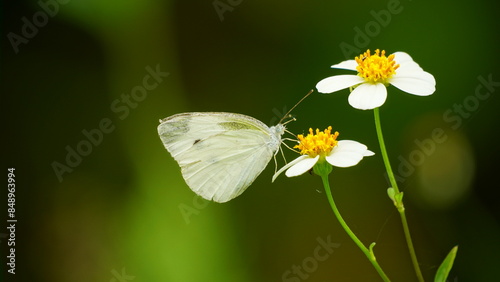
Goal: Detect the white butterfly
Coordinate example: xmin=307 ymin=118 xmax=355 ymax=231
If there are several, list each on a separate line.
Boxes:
xmin=158 ymin=112 xmax=285 ymax=203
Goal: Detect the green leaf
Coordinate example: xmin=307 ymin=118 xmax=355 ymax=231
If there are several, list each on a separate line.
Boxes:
xmin=434 ymin=246 xmax=458 ymax=282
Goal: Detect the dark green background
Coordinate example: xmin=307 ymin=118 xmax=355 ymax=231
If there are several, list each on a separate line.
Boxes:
xmin=3 ymin=0 xmax=500 ymax=281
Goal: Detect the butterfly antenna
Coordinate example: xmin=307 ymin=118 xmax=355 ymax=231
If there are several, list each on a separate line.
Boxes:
xmin=279 ymin=89 xmax=314 ymax=124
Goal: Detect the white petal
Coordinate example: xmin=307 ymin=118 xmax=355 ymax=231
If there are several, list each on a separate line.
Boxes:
xmin=326 ymin=152 xmax=363 ymax=167
xmin=326 ymin=140 xmax=372 ymax=167
xmin=393 ymin=52 xmax=424 ymax=72
xmin=348 ymin=83 xmax=387 ymax=110
xmin=285 ymin=155 xmax=320 ymax=177
xmin=393 ymin=52 xmax=416 ymax=65
xmin=364 ymin=150 xmax=375 ymax=156
xmin=390 ymin=71 xmax=436 ymax=96
xmin=331 ymin=59 xmax=358 ymax=71
xmin=316 ymin=75 xmax=364 ymax=94
xmin=272 ymin=155 xmax=309 ymax=182
xmin=335 ymin=140 xmax=370 ymax=153
xmin=397 ymin=61 xmax=423 ymax=73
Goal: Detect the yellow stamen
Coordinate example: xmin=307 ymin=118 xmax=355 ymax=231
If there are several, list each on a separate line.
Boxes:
xmin=294 ymin=126 xmax=339 ymax=158
xmin=355 ymin=49 xmax=399 ymax=84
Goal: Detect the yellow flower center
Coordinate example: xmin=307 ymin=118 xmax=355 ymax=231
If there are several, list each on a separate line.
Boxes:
xmin=294 ymin=126 xmax=339 ymax=158
xmin=355 ymin=49 xmax=399 ymax=84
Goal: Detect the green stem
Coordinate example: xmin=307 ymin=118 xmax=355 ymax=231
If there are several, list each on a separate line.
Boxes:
xmin=320 ymin=174 xmax=391 ymax=282
xmin=373 ymin=107 xmax=424 ymax=282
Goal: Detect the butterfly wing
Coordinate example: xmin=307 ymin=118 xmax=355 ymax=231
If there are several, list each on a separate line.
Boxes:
xmin=158 ymin=112 xmax=282 ymax=203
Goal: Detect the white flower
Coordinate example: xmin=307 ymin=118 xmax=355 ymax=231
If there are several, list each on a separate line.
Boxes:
xmin=272 ymin=127 xmax=374 ymax=181
xmin=316 ymin=49 xmax=436 ymax=110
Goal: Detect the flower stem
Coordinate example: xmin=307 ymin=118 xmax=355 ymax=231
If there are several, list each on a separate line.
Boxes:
xmin=373 ymin=107 xmax=424 ymax=282
xmin=320 ymin=174 xmax=391 ymax=282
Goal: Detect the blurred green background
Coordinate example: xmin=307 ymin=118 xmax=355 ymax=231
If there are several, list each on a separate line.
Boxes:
xmin=3 ymin=0 xmax=500 ymax=281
